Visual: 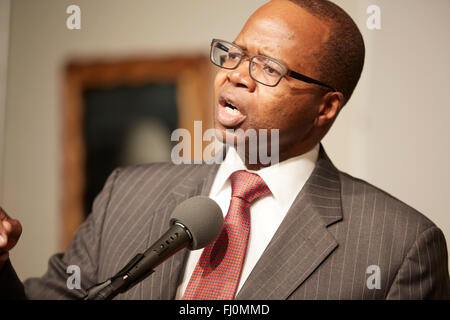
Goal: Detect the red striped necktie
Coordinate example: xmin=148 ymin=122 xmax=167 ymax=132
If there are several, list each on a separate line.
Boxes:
xmin=182 ymin=170 xmax=271 ymax=300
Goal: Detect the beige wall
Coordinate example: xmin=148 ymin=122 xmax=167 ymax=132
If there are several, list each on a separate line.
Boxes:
xmin=1 ymin=0 xmax=449 ymax=281
xmin=0 ymin=0 xmax=10 ymax=199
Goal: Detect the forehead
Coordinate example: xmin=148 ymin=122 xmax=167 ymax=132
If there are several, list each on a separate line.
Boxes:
xmin=235 ymin=1 xmax=330 ymax=71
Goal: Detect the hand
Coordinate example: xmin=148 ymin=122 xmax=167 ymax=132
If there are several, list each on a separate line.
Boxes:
xmin=0 ymin=207 xmax=22 ymax=270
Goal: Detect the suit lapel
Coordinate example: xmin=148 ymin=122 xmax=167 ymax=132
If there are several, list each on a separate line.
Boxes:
xmin=141 ymin=163 xmax=220 ymax=300
xmin=236 ymin=146 xmax=343 ymax=299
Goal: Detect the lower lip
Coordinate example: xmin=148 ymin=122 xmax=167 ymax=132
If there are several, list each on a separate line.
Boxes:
xmin=216 ymin=104 xmax=247 ymax=128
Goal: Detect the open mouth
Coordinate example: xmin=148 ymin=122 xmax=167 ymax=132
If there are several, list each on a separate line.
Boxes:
xmin=216 ymin=96 xmax=247 ymax=128
xmin=223 ymin=100 xmax=240 ymax=115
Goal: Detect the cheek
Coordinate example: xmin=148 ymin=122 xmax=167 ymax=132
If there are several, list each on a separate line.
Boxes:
xmin=254 ymin=91 xmax=309 ymax=126
xmin=213 ymin=71 xmax=227 ymax=96
xmin=256 ymin=92 xmax=320 ymax=140
xmin=249 ymin=90 xmax=284 ymax=126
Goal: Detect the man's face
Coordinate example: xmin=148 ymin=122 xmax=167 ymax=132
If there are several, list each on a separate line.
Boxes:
xmin=213 ymin=1 xmax=331 ymax=161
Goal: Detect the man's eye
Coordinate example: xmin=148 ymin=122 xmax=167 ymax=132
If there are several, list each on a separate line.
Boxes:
xmin=229 ymin=53 xmax=240 ymax=60
xmin=264 ymin=65 xmax=281 ymax=76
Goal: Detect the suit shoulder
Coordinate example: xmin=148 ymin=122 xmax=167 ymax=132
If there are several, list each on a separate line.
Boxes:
xmin=105 ymin=162 xmax=217 ymax=194
xmin=112 ymin=162 xmax=197 ymax=182
xmin=338 ymin=171 xmax=437 ymax=232
xmin=115 ymin=162 xmax=179 ymax=176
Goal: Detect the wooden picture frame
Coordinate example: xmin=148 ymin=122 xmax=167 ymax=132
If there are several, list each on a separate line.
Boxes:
xmin=62 ymin=56 xmax=213 ymax=249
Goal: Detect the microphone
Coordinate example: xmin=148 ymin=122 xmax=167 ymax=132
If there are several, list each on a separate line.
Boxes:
xmin=83 ymin=196 xmax=223 ymax=300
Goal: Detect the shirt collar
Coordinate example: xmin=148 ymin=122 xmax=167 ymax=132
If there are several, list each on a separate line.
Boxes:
xmin=210 ymin=144 xmax=320 ymax=206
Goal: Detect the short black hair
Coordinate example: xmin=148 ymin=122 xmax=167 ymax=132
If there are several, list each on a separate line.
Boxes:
xmin=287 ymin=0 xmax=365 ymax=104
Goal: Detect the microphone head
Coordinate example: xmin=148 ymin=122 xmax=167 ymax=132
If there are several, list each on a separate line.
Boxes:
xmin=169 ymin=196 xmax=223 ymax=250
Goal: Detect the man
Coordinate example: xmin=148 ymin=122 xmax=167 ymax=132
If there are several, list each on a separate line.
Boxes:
xmin=1 ymin=0 xmax=449 ymax=299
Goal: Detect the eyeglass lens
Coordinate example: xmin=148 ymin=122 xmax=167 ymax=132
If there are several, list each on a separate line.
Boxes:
xmin=211 ymin=40 xmax=284 ymax=86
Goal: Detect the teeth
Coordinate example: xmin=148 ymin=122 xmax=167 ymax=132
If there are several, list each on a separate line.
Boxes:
xmin=225 ymin=106 xmax=241 ymax=115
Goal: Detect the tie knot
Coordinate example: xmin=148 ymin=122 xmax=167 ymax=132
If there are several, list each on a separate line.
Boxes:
xmin=230 ymin=170 xmax=270 ymax=203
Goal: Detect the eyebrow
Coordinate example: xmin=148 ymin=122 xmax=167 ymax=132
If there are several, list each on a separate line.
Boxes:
xmin=232 ymin=41 xmax=292 ymax=70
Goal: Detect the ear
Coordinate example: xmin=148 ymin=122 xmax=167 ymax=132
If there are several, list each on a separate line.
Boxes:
xmin=314 ymin=91 xmax=344 ymax=128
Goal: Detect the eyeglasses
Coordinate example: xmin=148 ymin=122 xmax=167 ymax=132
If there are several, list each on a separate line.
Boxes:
xmin=210 ymin=39 xmax=337 ymax=91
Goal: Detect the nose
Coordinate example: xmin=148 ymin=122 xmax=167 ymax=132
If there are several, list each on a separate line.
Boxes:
xmin=227 ymin=59 xmax=256 ymax=92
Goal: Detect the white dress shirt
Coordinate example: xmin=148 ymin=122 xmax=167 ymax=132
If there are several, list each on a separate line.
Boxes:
xmin=175 ymin=144 xmax=319 ymax=299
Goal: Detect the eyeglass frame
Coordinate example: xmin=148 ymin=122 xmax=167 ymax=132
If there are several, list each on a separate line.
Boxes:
xmin=210 ymin=38 xmax=338 ymax=92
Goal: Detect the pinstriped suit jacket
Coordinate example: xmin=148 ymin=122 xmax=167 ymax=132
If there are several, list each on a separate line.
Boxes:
xmin=2 ymin=146 xmax=450 ymax=299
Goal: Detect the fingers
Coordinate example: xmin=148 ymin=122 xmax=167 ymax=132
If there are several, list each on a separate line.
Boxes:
xmin=0 ymin=219 xmax=8 ymax=249
xmin=0 ymin=207 xmax=22 ymax=252
xmin=0 ymin=231 xmax=6 ymax=248
xmin=0 ymin=208 xmax=7 ymax=248
xmin=4 ymin=218 xmax=22 ymax=242
xmin=0 ymin=207 xmax=7 ymax=220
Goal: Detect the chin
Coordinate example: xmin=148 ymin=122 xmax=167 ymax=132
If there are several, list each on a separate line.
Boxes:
xmin=213 ymin=124 xmax=227 ymax=143
xmin=214 ymin=124 xmax=254 ymax=150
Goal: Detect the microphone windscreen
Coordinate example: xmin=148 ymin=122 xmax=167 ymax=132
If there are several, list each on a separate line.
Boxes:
xmin=169 ymin=196 xmax=223 ymax=250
